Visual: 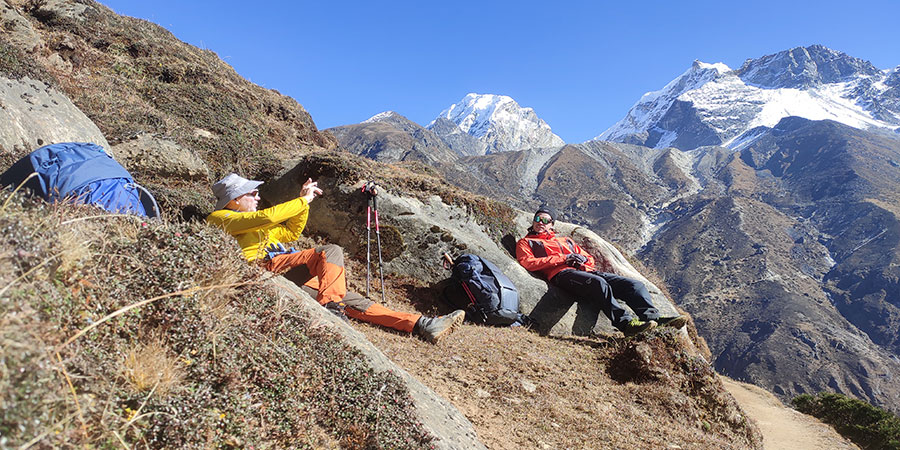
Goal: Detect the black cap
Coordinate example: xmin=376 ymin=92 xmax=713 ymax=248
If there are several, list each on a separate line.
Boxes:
xmin=535 ymin=205 xmax=557 ymax=222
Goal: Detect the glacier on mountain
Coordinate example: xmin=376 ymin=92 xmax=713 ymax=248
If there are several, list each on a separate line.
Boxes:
xmin=597 ymin=45 xmax=900 ymax=150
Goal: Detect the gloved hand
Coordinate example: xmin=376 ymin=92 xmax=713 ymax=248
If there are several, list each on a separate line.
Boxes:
xmin=565 ymin=253 xmax=588 ymax=268
xmin=324 ymin=301 xmax=349 ymax=322
xmin=265 ymin=243 xmax=297 ymax=261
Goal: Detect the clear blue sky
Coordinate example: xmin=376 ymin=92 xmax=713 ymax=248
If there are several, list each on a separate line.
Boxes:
xmin=100 ymin=0 xmax=900 ymax=143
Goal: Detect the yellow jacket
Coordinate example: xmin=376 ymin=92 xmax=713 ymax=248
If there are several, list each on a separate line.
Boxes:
xmin=206 ymin=197 xmax=309 ymax=262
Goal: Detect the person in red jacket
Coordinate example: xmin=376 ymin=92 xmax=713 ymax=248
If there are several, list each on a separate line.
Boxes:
xmin=207 ymin=173 xmax=464 ymax=343
xmin=516 ymin=206 xmax=686 ymax=336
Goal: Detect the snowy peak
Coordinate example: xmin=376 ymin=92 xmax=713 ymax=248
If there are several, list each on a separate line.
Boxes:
xmin=364 ymin=111 xmax=401 ymax=123
xmin=597 ymin=45 xmax=900 ymax=150
xmin=436 ymin=93 xmax=515 ymax=137
xmin=428 ymin=93 xmax=565 ymax=154
xmin=596 ymin=60 xmax=732 ymax=144
xmin=737 ymin=45 xmax=882 ymax=89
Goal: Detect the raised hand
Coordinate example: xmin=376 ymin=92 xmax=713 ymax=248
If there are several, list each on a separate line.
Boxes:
xmin=300 ymin=178 xmax=323 ymax=203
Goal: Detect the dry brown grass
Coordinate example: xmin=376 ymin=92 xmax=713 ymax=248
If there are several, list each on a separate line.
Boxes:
xmin=56 ymin=228 xmax=92 ymax=278
xmin=120 ymin=338 xmax=183 ymax=397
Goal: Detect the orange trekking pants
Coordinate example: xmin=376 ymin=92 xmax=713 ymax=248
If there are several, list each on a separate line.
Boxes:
xmin=266 ymin=244 xmax=420 ymax=333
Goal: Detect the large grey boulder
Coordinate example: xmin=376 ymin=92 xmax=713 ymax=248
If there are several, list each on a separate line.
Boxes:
xmin=268 ymin=276 xmax=487 ymax=450
xmin=262 ymin=163 xmax=681 ymax=337
xmin=111 ymin=134 xmax=209 ymax=181
xmin=0 ymin=76 xmax=110 ymax=155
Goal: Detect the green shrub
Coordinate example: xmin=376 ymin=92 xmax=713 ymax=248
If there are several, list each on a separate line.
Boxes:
xmin=792 ymin=392 xmax=900 ymax=450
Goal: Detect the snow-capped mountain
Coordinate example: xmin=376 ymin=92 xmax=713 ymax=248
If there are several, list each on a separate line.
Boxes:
xmin=597 ymin=45 xmax=900 ymax=150
xmin=428 ymin=93 xmax=565 ymax=154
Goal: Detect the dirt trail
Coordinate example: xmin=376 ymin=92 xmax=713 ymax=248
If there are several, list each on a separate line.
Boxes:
xmin=721 ymin=377 xmax=858 ymax=450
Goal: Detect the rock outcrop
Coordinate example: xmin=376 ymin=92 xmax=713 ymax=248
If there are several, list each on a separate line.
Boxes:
xmin=111 ymin=133 xmax=209 ymax=181
xmin=1 ymin=0 xmax=42 ymax=54
xmin=0 ymin=75 xmax=109 ymax=154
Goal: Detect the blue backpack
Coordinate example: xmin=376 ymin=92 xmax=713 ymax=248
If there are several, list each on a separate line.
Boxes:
xmin=443 ymin=254 xmax=529 ymax=327
xmin=0 ymin=142 xmax=159 ymax=218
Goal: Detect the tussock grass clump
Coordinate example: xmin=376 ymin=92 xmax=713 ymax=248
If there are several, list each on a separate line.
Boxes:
xmin=121 ymin=339 xmax=184 ymax=396
xmin=793 ymin=392 xmax=900 ymax=450
xmin=0 ymin=192 xmax=431 ymax=448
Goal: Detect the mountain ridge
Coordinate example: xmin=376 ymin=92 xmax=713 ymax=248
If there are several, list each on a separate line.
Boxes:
xmin=598 ymin=45 xmax=900 ymax=150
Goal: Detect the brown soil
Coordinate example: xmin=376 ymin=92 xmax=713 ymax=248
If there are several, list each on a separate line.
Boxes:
xmin=344 ymin=268 xmax=761 ymax=449
xmin=721 ymin=378 xmax=858 ymax=450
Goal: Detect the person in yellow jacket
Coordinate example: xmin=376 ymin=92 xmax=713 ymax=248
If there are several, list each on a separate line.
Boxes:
xmin=207 ymin=173 xmax=464 ymax=343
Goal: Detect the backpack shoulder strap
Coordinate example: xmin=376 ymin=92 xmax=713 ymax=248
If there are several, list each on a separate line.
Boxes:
xmin=133 ymin=182 xmax=161 ymax=219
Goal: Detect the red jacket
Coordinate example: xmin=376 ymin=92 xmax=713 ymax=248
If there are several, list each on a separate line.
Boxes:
xmin=516 ymin=229 xmax=596 ymax=280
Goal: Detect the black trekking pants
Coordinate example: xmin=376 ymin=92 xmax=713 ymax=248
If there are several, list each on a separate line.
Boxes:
xmin=551 ymin=269 xmax=660 ymax=329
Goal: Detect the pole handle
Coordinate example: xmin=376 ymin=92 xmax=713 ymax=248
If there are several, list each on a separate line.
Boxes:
xmin=442 ymin=252 xmax=454 ymax=270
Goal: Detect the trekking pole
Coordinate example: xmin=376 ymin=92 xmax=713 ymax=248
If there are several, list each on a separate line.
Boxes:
xmin=366 ymin=196 xmax=372 ymax=299
xmin=372 ymin=187 xmax=387 ymax=304
xmin=362 ymin=182 xmax=374 ymax=299
xmin=362 ymin=181 xmax=386 ymax=303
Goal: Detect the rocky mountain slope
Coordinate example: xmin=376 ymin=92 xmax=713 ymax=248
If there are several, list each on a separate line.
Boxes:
xmin=326 ymin=111 xmax=460 ymax=165
xmin=597 ymin=45 xmax=900 ymax=150
xmin=423 ymin=117 xmax=900 ymax=411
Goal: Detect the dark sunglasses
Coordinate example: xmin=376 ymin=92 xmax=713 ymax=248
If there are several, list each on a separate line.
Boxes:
xmin=533 ymin=215 xmax=553 ymax=224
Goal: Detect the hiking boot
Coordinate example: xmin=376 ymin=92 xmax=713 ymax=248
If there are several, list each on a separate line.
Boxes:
xmin=618 ymin=318 xmax=657 ymax=337
xmin=324 ymin=301 xmax=350 ymax=322
xmin=655 ymin=315 xmax=687 ymax=329
xmin=415 ymin=310 xmax=465 ymax=343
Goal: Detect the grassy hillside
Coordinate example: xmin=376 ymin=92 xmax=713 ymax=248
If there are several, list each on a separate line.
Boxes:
xmin=1 ymin=0 xmax=336 ymax=216
xmin=0 ymin=193 xmax=430 ymax=448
